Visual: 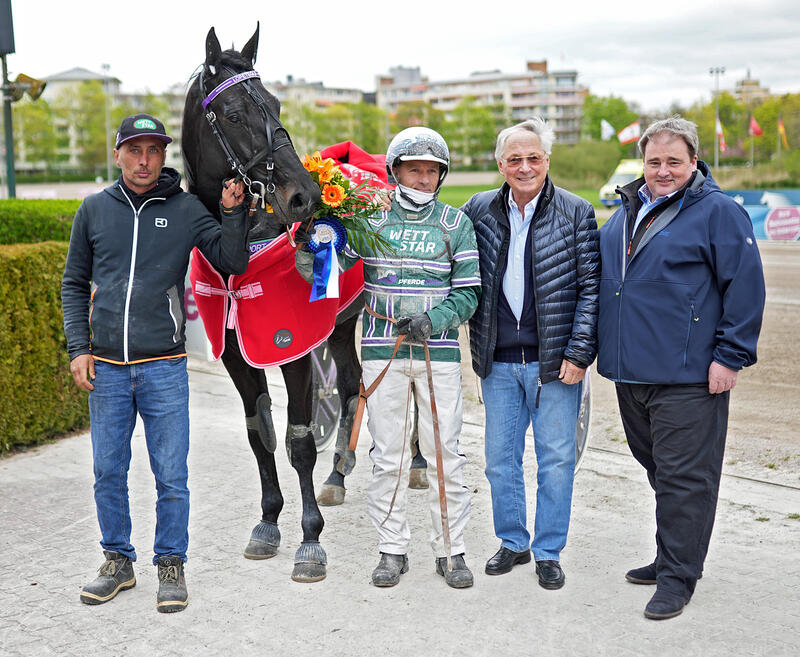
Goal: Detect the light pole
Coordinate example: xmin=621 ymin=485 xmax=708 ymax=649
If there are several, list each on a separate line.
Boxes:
xmin=102 ymin=63 xmax=112 ymax=183
xmin=709 ymin=66 xmax=725 ymax=170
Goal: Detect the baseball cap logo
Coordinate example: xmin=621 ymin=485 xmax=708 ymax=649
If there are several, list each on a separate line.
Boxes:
xmin=133 ymin=118 xmax=157 ymax=130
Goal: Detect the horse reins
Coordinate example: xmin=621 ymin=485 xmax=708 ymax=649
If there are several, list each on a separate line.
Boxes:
xmin=349 ymin=305 xmax=453 ymax=572
xmin=199 ymin=66 xmax=293 ymax=221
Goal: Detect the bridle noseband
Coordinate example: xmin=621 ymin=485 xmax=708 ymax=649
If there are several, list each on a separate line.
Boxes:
xmin=199 ymin=66 xmax=292 ymax=204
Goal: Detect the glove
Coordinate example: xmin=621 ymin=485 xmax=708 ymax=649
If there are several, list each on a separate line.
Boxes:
xmin=395 ymin=313 xmax=433 ymax=343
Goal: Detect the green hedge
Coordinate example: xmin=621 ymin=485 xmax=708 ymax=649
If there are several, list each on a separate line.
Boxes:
xmin=0 ymin=199 xmax=81 ymax=245
xmin=0 ymin=242 xmax=90 ymax=452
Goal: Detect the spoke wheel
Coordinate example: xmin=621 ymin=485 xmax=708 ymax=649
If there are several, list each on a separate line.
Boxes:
xmin=310 ymin=342 xmax=341 ymax=452
xmin=574 ymin=370 xmax=591 ymax=473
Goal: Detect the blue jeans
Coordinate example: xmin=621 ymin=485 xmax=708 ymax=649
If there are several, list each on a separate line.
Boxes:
xmin=482 ymin=361 xmax=581 ymax=561
xmin=88 ymin=357 xmax=190 ymax=564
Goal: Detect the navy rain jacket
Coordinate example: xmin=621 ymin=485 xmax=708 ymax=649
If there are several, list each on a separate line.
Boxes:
xmin=597 ymin=162 xmax=765 ymax=384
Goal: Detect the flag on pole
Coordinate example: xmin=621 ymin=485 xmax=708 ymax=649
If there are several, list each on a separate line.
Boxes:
xmin=749 ymin=116 xmax=763 ymax=137
xmin=715 ymin=116 xmax=727 ymax=152
xmin=778 ymin=118 xmax=790 ymax=150
xmin=617 ymin=120 xmax=641 ymax=145
xmin=600 ymin=119 xmax=616 ymax=141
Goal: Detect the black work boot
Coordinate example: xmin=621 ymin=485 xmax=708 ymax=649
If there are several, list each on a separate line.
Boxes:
xmin=80 ymin=550 xmax=136 ymax=605
xmin=371 ymin=553 xmax=409 ymax=587
xmin=156 ymin=556 xmax=188 ymax=613
xmin=435 ymin=554 xmax=474 ymax=589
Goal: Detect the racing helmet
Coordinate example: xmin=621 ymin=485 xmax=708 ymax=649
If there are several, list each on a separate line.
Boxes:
xmin=386 ymin=127 xmax=450 ymax=193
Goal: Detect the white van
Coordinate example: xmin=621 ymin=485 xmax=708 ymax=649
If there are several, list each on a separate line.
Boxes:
xmin=599 ymin=159 xmax=643 ymax=207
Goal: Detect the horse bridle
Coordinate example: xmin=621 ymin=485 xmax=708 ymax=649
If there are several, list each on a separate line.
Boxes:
xmin=199 ymin=66 xmax=292 ymax=207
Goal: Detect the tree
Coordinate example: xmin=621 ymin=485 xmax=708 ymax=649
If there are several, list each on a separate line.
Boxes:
xmin=441 ymin=97 xmax=496 ymax=168
xmin=313 ymin=104 xmax=355 ymax=151
xmin=51 ymin=80 xmax=109 ymax=172
xmin=390 ymin=101 xmax=445 ymax=134
xmin=685 ymin=92 xmax=748 ymax=162
xmin=348 ymin=103 xmax=388 ymax=154
xmin=280 ymin=99 xmax=319 ymax=156
xmin=581 ymin=94 xmax=638 ymax=142
xmin=13 ymin=98 xmax=59 ymax=167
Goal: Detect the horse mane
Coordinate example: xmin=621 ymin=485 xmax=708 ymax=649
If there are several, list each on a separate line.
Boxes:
xmin=219 ymin=50 xmax=251 ymax=71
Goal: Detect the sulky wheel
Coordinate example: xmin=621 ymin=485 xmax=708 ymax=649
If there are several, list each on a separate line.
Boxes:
xmin=310 ymin=342 xmax=341 ymax=452
xmin=574 ymin=369 xmax=591 ymax=473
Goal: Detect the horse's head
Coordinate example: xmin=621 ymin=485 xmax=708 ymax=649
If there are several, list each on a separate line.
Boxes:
xmin=182 ymin=24 xmax=319 ymax=232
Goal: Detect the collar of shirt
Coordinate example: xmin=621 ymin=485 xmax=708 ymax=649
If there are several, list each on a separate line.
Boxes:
xmin=502 ymin=188 xmax=541 ymax=321
xmin=507 ymin=188 xmax=542 ymax=230
xmin=633 ymin=183 xmax=679 ymax=234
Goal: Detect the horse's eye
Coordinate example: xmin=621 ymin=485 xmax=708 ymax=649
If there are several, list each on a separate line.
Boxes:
xmin=227 ymin=113 xmax=240 ymax=123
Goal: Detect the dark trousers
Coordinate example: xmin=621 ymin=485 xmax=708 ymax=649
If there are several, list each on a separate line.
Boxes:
xmin=615 ymin=382 xmax=729 ymax=599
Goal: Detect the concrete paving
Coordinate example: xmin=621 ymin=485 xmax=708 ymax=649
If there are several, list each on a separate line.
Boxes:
xmin=1 ymin=359 xmax=799 ymax=657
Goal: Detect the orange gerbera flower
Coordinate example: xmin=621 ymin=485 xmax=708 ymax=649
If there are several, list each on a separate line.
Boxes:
xmin=321 ymin=183 xmax=346 ymax=207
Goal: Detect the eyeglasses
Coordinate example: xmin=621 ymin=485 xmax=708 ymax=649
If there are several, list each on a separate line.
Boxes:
xmin=504 ymin=154 xmax=547 ymax=168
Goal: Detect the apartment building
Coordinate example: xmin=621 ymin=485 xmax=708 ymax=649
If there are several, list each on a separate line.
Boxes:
xmin=376 ymin=61 xmax=587 ymax=144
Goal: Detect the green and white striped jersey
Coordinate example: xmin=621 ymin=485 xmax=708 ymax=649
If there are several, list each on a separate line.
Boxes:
xmin=342 ymin=200 xmax=481 ymax=362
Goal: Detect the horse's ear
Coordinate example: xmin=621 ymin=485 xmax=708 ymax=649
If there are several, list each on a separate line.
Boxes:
xmin=241 ymin=22 xmax=259 ymax=67
xmin=205 ymin=26 xmax=222 ymax=72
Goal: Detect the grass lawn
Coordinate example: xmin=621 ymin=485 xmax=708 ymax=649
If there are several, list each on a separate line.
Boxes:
xmin=439 ymin=184 xmax=605 ymax=210
xmin=438 ymin=184 xmax=495 ymax=208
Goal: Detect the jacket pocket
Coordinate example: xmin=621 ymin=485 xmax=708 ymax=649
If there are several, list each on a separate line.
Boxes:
xmin=683 ymin=301 xmax=699 ymax=367
xmin=89 ymin=283 xmax=98 ymax=337
xmin=165 ymin=285 xmax=184 ymax=344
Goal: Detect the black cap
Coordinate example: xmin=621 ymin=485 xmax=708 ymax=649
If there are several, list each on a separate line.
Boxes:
xmin=115 ymin=113 xmax=173 ymax=149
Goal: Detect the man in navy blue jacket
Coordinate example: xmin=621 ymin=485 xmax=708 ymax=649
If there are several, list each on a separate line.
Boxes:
xmin=598 ymin=117 xmax=765 ymax=620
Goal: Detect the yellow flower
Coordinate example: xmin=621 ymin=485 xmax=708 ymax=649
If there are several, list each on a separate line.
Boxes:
xmin=302 ymin=151 xmax=338 ymax=180
xmin=302 ymin=151 xmax=323 ymax=173
xmin=321 ymin=184 xmax=346 ymax=207
xmin=318 ymin=163 xmax=337 ymax=184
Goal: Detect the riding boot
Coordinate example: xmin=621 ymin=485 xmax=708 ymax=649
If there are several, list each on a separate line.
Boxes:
xmin=371 ymin=553 xmax=409 ymax=587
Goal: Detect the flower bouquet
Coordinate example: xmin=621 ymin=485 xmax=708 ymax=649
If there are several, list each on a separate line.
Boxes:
xmin=301 ymin=151 xmax=393 ymax=256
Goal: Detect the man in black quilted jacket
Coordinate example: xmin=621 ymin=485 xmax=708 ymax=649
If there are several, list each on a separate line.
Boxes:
xmin=462 ymin=117 xmax=599 ymax=589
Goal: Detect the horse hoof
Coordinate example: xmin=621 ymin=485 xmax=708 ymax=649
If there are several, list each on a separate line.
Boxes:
xmin=243 ymin=521 xmax=280 ymax=560
xmin=409 ymin=468 xmax=429 ymax=489
xmin=316 ymin=483 xmax=345 ymax=506
xmin=291 ymin=541 xmax=327 ymax=582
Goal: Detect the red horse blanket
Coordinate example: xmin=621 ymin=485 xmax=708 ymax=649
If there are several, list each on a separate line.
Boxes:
xmin=190 ymin=226 xmax=364 ymax=368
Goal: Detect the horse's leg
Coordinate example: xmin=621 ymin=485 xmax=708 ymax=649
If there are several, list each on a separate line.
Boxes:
xmin=220 ymin=330 xmax=283 ymax=559
xmin=317 ymin=311 xmax=362 ymax=506
xmin=279 ymin=354 xmax=327 ymax=582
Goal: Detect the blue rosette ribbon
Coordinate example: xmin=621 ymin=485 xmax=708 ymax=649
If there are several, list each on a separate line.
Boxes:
xmin=305 ymin=218 xmax=347 ymax=302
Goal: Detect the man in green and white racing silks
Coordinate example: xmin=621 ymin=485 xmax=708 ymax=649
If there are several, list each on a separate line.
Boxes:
xmin=341 ymin=127 xmax=480 ymax=589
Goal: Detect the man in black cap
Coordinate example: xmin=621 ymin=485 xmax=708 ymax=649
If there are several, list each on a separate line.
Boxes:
xmin=62 ymin=114 xmax=248 ymax=613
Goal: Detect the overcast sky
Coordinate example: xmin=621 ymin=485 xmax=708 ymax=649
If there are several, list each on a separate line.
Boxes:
xmin=6 ymin=0 xmax=800 ymax=112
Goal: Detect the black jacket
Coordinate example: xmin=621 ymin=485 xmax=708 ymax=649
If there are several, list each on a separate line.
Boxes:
xmin=464 ymin=178 xmax=600 ymax=383
xmin=62 ymin=168 xmax=249 ymax=363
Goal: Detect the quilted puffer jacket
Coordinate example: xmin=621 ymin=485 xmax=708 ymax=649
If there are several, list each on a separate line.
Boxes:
xmin=464 ymin=177 xmax=600 ymax=384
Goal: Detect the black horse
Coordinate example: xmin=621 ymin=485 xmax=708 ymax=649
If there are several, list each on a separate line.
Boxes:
xmin=182 ymin=25 xmax=363 ymax=581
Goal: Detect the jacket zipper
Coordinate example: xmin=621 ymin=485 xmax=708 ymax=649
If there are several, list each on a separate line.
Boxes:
xmin=616 ymin=195 xmax=631 ymax=378
xmin=683 ymin=302 xmax=698 ymax=367
xmin=118 ymin=188 xmax=166 ymax=363
xmin=529 ymin=216 xmax=543 ymax=408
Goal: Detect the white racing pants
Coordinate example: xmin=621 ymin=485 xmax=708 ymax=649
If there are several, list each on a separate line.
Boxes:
xmin=362 ymin=358 xmax=470 ymax=557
